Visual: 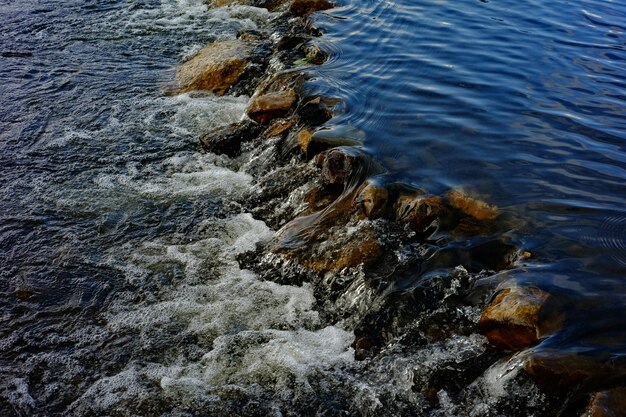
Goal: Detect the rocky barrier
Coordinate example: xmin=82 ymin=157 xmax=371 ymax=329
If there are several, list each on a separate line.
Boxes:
xmin=174 ymin=1 xmax=626 ymax=415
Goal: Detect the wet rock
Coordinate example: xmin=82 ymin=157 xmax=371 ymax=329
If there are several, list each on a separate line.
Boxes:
xmin=317 ymin=147 xmax=383 ymax=187
xmin=524 ymin=350 xmax=626 ymax=394
xmin=212 ymin=0 xmax=289 ymax=11
xmin=447 ymin=188 xmax=499 ymax=221
xmin=176 ymin=39 xmax=259 ymax=95
xmin=304 ymin=184 xmax=343 ymax=213
xmin=395 ymin=193 xmax=446 ymax=231
xmin=289 ymin=0 xmax=335 ymax=16
xmin=297 ymin=95 xmax=337 ymax=126
xmin=302 ymin=223 xmax=383 ymax=273
xmin=582 ymin=387 xmax=626 ymax=417
xmin=302 ymin=43 xmax=328 ymax=65
xmin=355 ymin=180 xmax=390 ymax=220
xmin=247 ymin=88 xmax=298 ymax=124
xmin=300 ymin=127 xmax=364 ymax=159
xmin=296 ymin=128 xmax=313 ymax=153
xmin=199 ymin=120 xmax=262 ymax=158
xmin=480 ymin=286 xmax=564 ymax=350
xmin=263 ymin=117 xmax=298 ymax=138
xmin=256 ymin=71 xmax=306 ymax=96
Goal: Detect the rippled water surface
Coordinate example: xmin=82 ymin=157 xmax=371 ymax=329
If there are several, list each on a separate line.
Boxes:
xmin=311 ymin=0 xmax=626 ymax=358
xmin=1 ymin=0 xmax=625 ymax=415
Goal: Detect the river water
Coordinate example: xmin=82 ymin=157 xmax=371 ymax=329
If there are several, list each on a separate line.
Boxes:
xmin=1 ymin=0 xmax=624 ymax=416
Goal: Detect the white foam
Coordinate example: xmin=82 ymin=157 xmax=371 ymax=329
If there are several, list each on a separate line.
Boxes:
xmin=72 ymin=209 xmax=356 ymax=413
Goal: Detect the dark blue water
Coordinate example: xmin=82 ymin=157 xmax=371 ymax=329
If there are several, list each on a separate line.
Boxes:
xmin=1 ymin=0 xmax=625 ymax=415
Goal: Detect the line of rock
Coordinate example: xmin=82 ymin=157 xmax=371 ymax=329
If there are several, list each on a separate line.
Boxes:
xmin=173 ymin=1 xmax=626 ymax=415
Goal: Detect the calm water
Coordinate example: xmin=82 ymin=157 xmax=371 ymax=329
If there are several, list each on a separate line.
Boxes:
xmin=1 ymin=0 xmax=625 ymax=415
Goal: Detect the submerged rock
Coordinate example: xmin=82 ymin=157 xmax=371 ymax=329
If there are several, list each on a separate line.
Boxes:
xmin=302 ymin=43 xmax=328 ymax=64
xmin=301 ymin=127 xmax=364 ymax=159
xmin=524 ymin=349 xmax=626 ymax=395
xmin=199 ymin=120 xmax=262 ymax=158
xmin=289 ymin=0 xmax=335 ymax=16
xmin=297 ymin=95 xmax=337 ymax=126
xmin=355 ymin=180 xmax=390 ymax=220
xmin=395 ymin=193 xmax=446 ymax=231
xmin=316 ymin=147 xmax=383 ymax=186
xmin=301 ymin=223 xmax=383 ymax=273
xmin=447 ymin=188 xmax=500 ymax=221
xmin=176 ymin=39 xmax=265 ymax=96
xmin=479 ymin=286 xmax=564 ymax=351
xmin=583 ymin=387 xmax=626 ymax=417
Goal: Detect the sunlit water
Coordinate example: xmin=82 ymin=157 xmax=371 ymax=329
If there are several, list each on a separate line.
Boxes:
xmin=1 ymin=0 xmax=625 ymax=415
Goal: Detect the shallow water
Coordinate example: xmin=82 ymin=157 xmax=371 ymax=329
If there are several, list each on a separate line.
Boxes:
xmin=1 ymin=0 xmax=625 ymax=415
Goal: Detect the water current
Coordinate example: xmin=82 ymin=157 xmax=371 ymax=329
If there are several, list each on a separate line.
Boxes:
xmin=1 ymin=0 xmax=625 ymax=415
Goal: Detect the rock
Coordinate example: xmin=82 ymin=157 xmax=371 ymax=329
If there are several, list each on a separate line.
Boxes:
xmin=212 ymin=0 xmax=289 ymax=11
xmin=199 ymin=120 xmax=262 ymax=158
xmin=479 ymin=286 xmax=564 ymax=351
xmin=296 ymin=128 xmax=313 ymax=154
xmin=263 ymin=117 xmax=298 ymax=138
xmin=302 ymin=43 xmax=328 ymax=64
xmin=395 ymin=193 xmax=445 ymax=231
xmin=317 ymin=147 xmax=383 ymax=187
xmin=297 ymin=95 xmax=337 ymax=126
xmin=176 ymin=39 xmax=255 ymax=95
xmin=256 ymin=72 xmax=305 ymax=96
xmin=582 ymin=387 xmax=626 ymax=417
xmin=355 ymin=180 xmax=389 ymax=220
xmin=289 ymin=0 xmax=335 ymax=16
xmin=247 ymin=88 xmax=298 ymax=124
xmin=304 ymin=184 xmax=343 ymax=213
xmin=300 ymin=126 xmax=364 ymax=158
xmin=447 ymin=188 xmax=499 ymax=221
xmin=302 ymin=225 xmax=382 ymax=273
xmin=524 ymin=350 xmax=626 ymax=394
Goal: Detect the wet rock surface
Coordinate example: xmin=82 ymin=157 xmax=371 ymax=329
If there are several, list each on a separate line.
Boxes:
xmin=583 ymin=387 xmax=626 ymax=417
xmin=480 ymin=286 xmax=564 ymax=351
xmin=290 ymin=0 xmax=335 ymax=16
xmin=176 ymin=39 xmax=270 ymax=96
xmin=199 ymin=119 xmax=262 ymax=157
xmin=247 ymin=88 xmax=298 ymax=124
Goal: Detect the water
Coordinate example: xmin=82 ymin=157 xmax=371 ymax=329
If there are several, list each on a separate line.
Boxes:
xmin=0 ymin=0 xmax=625 ymax=415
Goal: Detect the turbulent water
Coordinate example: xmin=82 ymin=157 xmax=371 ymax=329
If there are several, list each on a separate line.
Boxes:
xmin=1 ymin=0 xmax=625 ymax=416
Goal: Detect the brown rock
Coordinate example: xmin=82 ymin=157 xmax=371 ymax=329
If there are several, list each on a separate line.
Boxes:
xmin=290 ymin=0 xmax=335 ymax=16
xmin=247 ymin=88 xmax=298 ymax=124
xmin=304 ymin=184 xmax=343 ymax=213
xmin=297 ymin=96 xmax=337 ymax=126
xmin=299 ymin=127 xmax=364 ymax=159
xmin=583 ymin=387 xmax=626 ymax=417
xmin=297 ymin=129 xmax=313 ymax=153
xmin=264 ymin=117 xmax=298 ymax=138
xmin=199 ymin=120 xmax=261 ymax=158
xmin=447 ymin=188 xmax=499 ymax=221
xmin=317 ymin=148 xmax=383 ymax=186
xmin=176 ymin=40 xmax=251 ymax=95
xmin=302 ymin=43 xmax=328 ymax=65
xmin=479 ymin=286 xmax=564 ymax=351
xmin=303 ymin=226 xmax=382 ymax=273
xmin=355 ymin=181 xmax=389 ymax=219
xmin=395 ymin=193 xmax=445 ymax=231
xmin=524 ymin=350 xmax=626 ymax=394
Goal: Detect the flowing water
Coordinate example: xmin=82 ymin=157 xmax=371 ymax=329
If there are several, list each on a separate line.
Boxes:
xmin=0 ymin=0 xmax=625 ymax=415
